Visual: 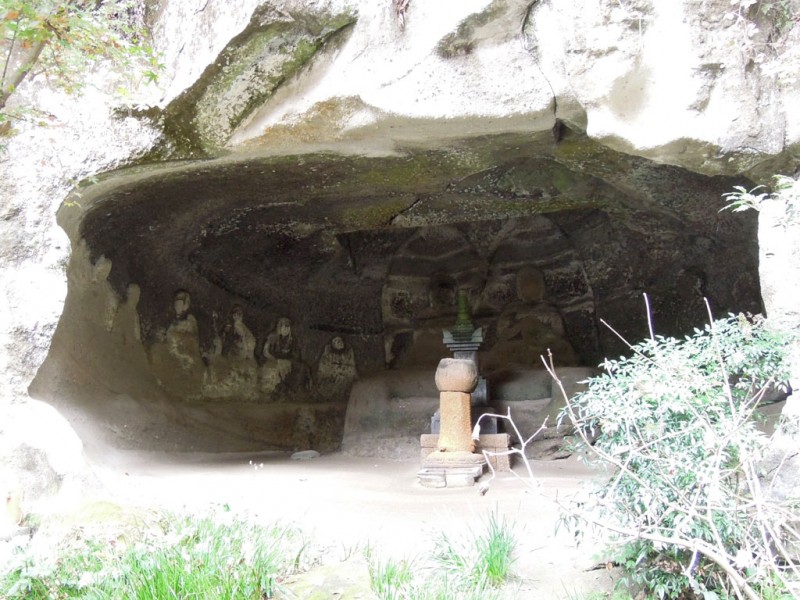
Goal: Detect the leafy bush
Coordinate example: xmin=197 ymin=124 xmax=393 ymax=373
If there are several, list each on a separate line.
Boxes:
xmin=722 ymin=174 xmax=800 ymax=215
xmin=1 ymin=0 xmax=162 ymax=133
xmin=558 ymin=312 xmax=797 ymax=599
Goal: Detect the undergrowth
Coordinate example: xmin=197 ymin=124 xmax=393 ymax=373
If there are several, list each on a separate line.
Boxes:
xmin=0 ymin=506 xmax=307 ymax=599
xmin=2 ymin=503 xmax=518 ymax=600
xmin=554 ymin=310 xmax=798 ymax=600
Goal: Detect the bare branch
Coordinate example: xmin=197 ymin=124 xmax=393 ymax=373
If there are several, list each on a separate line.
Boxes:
xmin=644 ymin=292 xmax=655 ymax=341
xmin=474 ymin=409 xmax=546 ymax=490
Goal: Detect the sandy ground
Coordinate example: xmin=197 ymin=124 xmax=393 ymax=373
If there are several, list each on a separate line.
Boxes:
xmin=78 ymin=450 xmax=618 ymax=598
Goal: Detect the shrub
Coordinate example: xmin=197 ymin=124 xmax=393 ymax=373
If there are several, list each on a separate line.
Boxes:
xmin=556 ymin=312 xmax=797 ymax=599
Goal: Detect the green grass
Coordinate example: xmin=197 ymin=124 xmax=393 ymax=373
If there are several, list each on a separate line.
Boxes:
xmin=0 ymin=507 xmax=307 ymax=599
xmin=364 ymin=509 xmax=515 ymax=599
xmin=434 ymin=509 xmax=517 ymax=589
xmin=366 ymin=549 xmax=416 ymax=600
xmin=365 ymin=551 xmax=504 ymax=600
xmin=3 ymin=506 xmax=519 ymax=600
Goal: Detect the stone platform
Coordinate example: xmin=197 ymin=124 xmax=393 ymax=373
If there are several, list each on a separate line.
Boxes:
xmin=417 ymin=464 xmax=485 ymax=488
xmin=418 ymin=449 xmax=486 ymax=488
xmin=421 ymin=433 xmax=512 ymax=471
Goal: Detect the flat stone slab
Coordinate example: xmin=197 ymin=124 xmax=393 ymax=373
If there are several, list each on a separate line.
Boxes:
xmin=417 ymin=469 xmax=448 ymax=488
xmin=421 ymin=450 xmax=486 ymax=469
xmin=417 ymin=466 xmax=483 ymax=488
xmin=421 ymin=434 xmax=512 ymax=471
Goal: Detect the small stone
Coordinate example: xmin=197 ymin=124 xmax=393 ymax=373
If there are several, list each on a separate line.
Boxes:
xmin=291 ymin=450 xmax=320 ymax=460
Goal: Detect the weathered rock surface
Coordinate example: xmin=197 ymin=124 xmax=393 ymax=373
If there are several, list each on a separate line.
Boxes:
xmin=2 ymin=0 xmax=799 ymax=467
xmin=276 ymin=557 xmax=372 ymax=599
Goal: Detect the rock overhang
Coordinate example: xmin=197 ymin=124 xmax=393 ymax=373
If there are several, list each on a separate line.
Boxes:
xmin=32 ymin=117 xmax=765 ymax=457
xmin=59 ymin=126 xmax=761 ymax=364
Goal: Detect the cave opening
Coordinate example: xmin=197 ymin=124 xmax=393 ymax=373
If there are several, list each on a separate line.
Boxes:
xmin=29 ymin=132 xmax=762 ymax=459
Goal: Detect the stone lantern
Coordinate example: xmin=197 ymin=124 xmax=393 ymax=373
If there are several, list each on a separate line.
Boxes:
xmin=436 ymin=289 xmax=494 ymax=433
xmin=442 ymin=289 xmax=488 ymax=406
xmin=418 ymin=357 xmax=486 ymax=487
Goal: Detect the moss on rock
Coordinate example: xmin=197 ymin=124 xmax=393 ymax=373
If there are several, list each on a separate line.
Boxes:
xmin=145 ymin=8 xmax=356 ymax=159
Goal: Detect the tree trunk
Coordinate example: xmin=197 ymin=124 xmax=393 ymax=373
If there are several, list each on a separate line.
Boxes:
xmin=0 ymin=38 xmax=48 ymax=112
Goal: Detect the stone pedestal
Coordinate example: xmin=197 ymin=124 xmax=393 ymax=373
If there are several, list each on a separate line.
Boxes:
xmin=419 ymin=358 xmax=486 ymax=487
xmin=418 ymin=450 xmax=485 ymax=488
xmin=438 ymin=391 xmax=474 ymax=452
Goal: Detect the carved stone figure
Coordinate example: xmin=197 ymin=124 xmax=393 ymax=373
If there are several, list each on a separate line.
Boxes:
xmin=203 ymin=305 xmax=257 ymax=400
xmin=148 ymin=290 xmax=204 ymax=399
xmin=221 ymin=305 xmax=256 ymax=361
xmin=483 ymin=267 xmax=579 ymax=373
xmin=260 ymin=317 xmax=306 ymax=396
xmin=264 ymin=317 xmax=295 ymax=361
xmin=315 ymin=336 xmax=358 ymax=401
xmin=166 ymin=291 xmax=202 ymax=370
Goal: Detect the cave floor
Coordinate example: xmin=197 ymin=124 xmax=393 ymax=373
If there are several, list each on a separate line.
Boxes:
xmin=84 ymin=450 xmax=617 ymax=598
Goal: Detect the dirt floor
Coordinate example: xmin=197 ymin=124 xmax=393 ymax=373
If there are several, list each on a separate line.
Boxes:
xmin=77 ymin=449 xmax=619 ymax=599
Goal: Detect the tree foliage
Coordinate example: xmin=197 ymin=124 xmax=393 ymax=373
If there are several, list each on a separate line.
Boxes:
xmin=0 ymin=0 xmax=160 ymax=131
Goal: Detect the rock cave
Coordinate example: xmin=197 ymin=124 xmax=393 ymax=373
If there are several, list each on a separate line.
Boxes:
xmin=29 ymin=127 xmax=763 ymax=458
xmin=2 ymin=0 xmax=793 ymax=473
xmin=4 ymin=0 xmax=800 ymax=596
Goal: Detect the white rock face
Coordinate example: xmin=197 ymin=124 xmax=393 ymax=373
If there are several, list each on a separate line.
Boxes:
xmin=759 ymin=182 xmax=800 ymax=506
xmin=152 ymin=0 xmax=264 ymax=104
xmin=0 ymin=0 xmax=799 ymax=488
xmin=544 ymin=0 xmax=798 ymax=172
xmin=0 ymin=78 xmax=159 ymax=486
xmin=233 ymin=0 xmax=556 ymax=141
xmin=228 ymin=0 xmax=569 ymax=154
xmin=225 ymin=0 xmax=799 ymax=175
xmin=760 ymin=190 xmax=800 ymax=389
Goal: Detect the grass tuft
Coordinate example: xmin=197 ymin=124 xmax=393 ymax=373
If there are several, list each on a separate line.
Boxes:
xmin=365 ymin=546 xmax=415 ymax=600
xmin=434 ymin=509 xmax=517 ymax=589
